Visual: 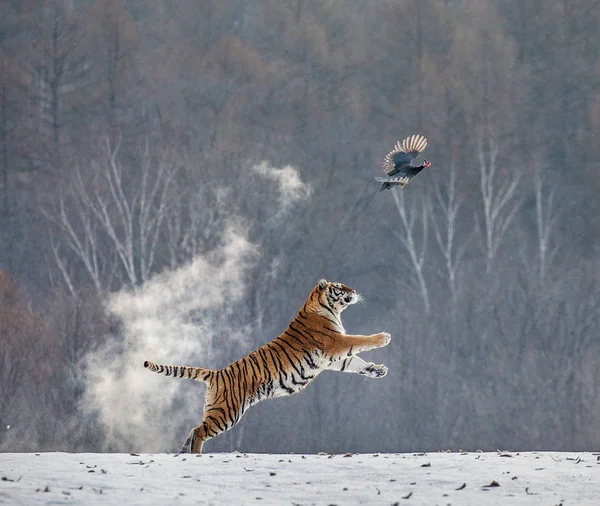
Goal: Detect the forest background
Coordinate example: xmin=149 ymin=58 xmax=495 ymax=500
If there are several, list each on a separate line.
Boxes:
xmin=1 ymin=0 xmax=600 ymax=454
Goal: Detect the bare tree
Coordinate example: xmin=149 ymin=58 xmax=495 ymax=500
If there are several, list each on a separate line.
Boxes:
xmin=475 ymin=137 xmax=521 ymax=272
xmin=43 ymin=137 xmax=179 ymax=295
xmin=533 ymin=164 xmax=560 ymax=285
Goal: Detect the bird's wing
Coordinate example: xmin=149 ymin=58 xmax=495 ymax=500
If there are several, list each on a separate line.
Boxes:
xmin=382 ymin=134 xmax=428 ymax=175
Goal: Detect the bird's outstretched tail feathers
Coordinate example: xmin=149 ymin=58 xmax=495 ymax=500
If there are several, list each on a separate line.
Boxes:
xmin=143 ymin=360 xmax=215 ymax=383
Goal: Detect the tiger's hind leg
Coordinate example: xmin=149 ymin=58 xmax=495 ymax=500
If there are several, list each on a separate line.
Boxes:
xmin=329 ymin=355 xmax=388 ymax=378
xmin=179 ymin=400 xmax=242 ymax=454
xmin=362 ymin=362 xmax=388 ymax=377
xmin=180 ymin=425 xmax=204 ymax=454
xmin=179 ymin=420 xmax=217 ymax=454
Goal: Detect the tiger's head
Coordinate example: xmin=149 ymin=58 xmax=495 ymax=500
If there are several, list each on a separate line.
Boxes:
xmin=314 ymin=278 xmax=360 ymax=314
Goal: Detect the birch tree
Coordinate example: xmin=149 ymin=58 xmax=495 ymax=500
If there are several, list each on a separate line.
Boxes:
xmin=43 ymin=136 xmax=179 ymax=295
xmin=533 ymin=164 xmax=560 ymax=285
xmin=475 ymin=137 xmax=521 ymax=272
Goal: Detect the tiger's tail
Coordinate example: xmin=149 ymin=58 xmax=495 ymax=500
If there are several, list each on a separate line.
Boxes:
xmin=143 ymin=360 xmax=215 ymax=383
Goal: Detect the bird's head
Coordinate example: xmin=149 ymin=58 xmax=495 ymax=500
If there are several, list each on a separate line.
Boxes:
xmin=423 ymin=159 xmax=431 ymax=168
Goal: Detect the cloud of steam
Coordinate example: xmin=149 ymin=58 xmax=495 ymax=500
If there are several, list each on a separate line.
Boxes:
xmin=251 ymin=162 xmax=312 ymax=213
xmin=81 ymin=164 xmax=311 ymax=452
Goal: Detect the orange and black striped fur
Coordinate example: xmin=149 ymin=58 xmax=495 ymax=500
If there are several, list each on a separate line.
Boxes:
xmin=144 ymin=279 xmax=391 ymax=454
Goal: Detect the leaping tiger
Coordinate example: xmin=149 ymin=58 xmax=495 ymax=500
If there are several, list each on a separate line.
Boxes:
xmin=144 ymin=278 xmax=391 ymax=454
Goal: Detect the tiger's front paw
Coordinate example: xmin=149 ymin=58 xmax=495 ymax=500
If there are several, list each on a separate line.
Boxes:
xmin=363 ymin=363 xmax=388 ymax=378
xmin=377 ymin=332 xmax=391 ymax=347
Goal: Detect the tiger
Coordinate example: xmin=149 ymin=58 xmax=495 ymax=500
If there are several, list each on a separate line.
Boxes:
xmin=144 ymin=278 xmax=391 ymax=454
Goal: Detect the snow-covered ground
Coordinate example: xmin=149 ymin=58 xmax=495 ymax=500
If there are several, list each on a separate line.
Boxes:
xmin=1 ymin=451 xmax=599 ymax=505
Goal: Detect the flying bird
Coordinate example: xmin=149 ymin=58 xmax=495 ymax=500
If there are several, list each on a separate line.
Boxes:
xmin=375 ymin=134 xmax=431 ymax=192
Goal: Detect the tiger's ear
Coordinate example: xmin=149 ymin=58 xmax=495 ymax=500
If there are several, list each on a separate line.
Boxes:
xmin=318 ymin=279 xmax=328 ymax=289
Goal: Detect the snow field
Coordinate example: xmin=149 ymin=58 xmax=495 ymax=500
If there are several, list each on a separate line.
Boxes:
xmin=1 ymin=451 xmax=599 ymax=505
